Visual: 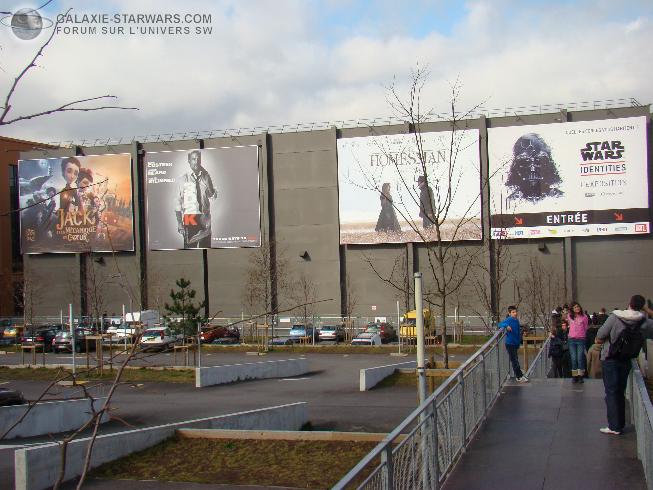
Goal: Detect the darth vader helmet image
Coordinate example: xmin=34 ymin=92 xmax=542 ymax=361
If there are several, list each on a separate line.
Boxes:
xmin=505 ymin=133 xmax=563 ymax=203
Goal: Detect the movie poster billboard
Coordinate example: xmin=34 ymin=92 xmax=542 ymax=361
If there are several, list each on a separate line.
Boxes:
xmin=488 ymin=116 xmax=649 ymax=239
xmin=337 ymin=130 xmax=481 ymax=244
xmin=18 ymin=154 xmax=134 ymax=254
xmin=145 ymin=146 xmax=260 ymax=250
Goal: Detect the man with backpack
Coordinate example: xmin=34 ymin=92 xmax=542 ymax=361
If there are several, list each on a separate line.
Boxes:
xmin=595 ymin=294 xmax=646 ymax=435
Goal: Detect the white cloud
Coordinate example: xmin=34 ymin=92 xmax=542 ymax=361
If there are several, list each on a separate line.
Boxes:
xmin=0 ymin=0 xmax=650 ymax=145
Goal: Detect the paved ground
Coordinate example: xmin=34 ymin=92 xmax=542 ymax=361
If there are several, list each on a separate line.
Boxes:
xmin=1 ymin=351 xmax=435 ymax=489
xmin=443 ymin=378 xmax=647 ymax=490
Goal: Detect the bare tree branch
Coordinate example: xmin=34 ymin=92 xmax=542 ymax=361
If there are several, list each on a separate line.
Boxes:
xmin=0 ymin=7 xmax=137 ymax=127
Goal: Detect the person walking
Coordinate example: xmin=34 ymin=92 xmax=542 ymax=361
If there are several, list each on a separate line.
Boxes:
xmin=499 ymin=306 xmax=528 ymax=383
xmin=596 ymin=295 xmax=646 ymax=435
xmin=567 ymin=302 xmax=589 ymax=383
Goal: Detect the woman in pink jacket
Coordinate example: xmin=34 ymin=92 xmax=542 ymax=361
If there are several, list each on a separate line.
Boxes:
xmin=568 ymin=302 xmax=589 ymax=383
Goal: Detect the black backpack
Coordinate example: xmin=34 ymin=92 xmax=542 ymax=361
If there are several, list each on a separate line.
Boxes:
xmin=608 ymin=319 xmax=644 ymax=361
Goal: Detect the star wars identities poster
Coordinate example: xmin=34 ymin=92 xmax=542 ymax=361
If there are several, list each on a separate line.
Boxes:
xmin=145 ymin=146 xmax=261 ymax=250
xmin=488 ymin=116 xmax=649 ymax=239
xmin=337 ymin=131 xmax=482 ymax=244
xmin=19 ymin=154 xmax=134 ymax=254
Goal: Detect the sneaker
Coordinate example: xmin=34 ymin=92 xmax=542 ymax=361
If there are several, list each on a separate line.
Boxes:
xmin=599 ymin=427 xmax=621 ymax=435
xmin=516 ymin=377 xmax=529 ymax=383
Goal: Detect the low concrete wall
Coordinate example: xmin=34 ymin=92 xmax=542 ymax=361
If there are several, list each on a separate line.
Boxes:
xmin=360 ymin=361 xmax=417 ymax=391
xmin=15 ymin=402 xmax=307 ymax=490
xmin=1 ymin=397 xmax=109 ymax=439
xmin=195 ymin=358 xmax=310 ymax=388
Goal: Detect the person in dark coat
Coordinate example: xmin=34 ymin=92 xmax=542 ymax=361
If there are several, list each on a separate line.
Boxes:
xmin=375 ymin=183 xmax=401 ymax=233
xmin=548 ymin=326 xmax=565 ymax=378
xmin=596 ymin=308 xmax=609 ymax=326
xmin=559 ymin=319 xmax=571 ymax=377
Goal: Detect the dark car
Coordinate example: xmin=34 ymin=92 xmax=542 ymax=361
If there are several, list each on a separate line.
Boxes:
xmin=365 ymin=322 xmax=397 ymax=343
xmin=212 ymin=336 xmax=241 ymax=345
xmin=0 ymin=388 xmax=25 ymax=406
xmin=21 ymin=327 xmax=60 ymax=352
xmin=53 ymin=328 xmax=96 ymax=353
xmin=200 ymin=326 xmax=240 ymax=344
xmin=0 ymin=326 xmax=22 ymax=346
xmin=268 ymin=336 xmax=293 ymax=346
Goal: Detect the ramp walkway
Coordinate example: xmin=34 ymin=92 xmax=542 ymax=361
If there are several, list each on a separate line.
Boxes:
xmin=443 ymin=378 xmax=646 ymax=490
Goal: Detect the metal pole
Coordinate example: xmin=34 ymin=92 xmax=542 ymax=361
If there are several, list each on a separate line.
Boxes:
xmin=397 ymin=300 xmax=401 ymax=355
xmin=69 ymin=304 xmax=75 ymax=376
xmin=415 ymin=272 xmax=427 ymax=405
xmin=197 ymin=321 xmax=202 ymax=369
xmin=381 ymin=444 xmax=394 ymax=490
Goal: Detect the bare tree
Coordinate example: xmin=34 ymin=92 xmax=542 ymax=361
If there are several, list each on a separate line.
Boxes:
xmin=242 ymin=240 xmax=292 ymax=326
xmin=17 ymin=269 xmax=47 ymax=328
xmin=358 ymin=66 xmax=486 ymax=367
xmin=470 ymin=233 xmax=519 ymax=333
xmin=342 ymin=271 xmax=358 ymax=341
xmin=516 ymin=255 xmax=565 ymax=332
xmin=291 ymin=272 xmax=318 ymax=326
xmin=83 ymin=252 xmax=111 ymax=330
xmin=0 ymin=6 xmax=136 ymax=128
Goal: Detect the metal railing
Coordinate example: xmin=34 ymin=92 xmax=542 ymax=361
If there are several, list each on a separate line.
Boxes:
xmin=627 ymin=360 xmax=653 ymax=490
xmin=525 ymin=336 xmax=551 ymax=379
xmin=333 ymin=329 xmax=510 ymax=489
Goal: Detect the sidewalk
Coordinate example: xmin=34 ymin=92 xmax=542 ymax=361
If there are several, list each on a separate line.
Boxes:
xmin=443 ymin=378 xmax=646 ymax=490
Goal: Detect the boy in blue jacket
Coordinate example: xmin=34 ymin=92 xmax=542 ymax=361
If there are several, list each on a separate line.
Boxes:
xmin=499 ymin=306 xmax=528 ymax=382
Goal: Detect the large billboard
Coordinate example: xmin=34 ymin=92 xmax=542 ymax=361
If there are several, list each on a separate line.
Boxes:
xmin=145 ymin=146 xmax=260 ymax=250
xmin=19 ymin=154 xmax=134 ymax=254
xmin=337 ymin=130 xmax=482 ymax=244
xmin=488 ymin=116 xmax=649 ymax=239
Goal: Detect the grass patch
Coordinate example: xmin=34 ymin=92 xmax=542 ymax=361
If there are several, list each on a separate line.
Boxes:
xmin=376 ymin=371 xmax=447 ymax=393
xmin=0 ymin=366 xmax=194 ymax=384
xmin=91 ymin=435 xmax=378 ymax=488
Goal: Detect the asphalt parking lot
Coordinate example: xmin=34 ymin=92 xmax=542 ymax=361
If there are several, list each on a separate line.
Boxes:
xmin=0 ymin=350 xmax=469 ymax=488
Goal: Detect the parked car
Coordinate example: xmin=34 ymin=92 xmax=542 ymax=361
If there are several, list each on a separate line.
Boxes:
xmin=319 ymin=324 xmax=345 ymax=343
xmin=140 ymin=327 xmax=179 ymax=352
xmin=0 ymin=388 xmax=25 ymax=406
xmin=0 ymin=326 xmax=22 ymax=346
xmin=21 ymin=327 xmax=60 ymax=352
xmin=200 ymin=326 xmax=240 ymax=344
xmin=365 ymin=322 xmax=397 ymax=343
xmin=351 ymin=332 xmax=382 ymax=346
xmin=289 ymin=324 xmax=318 ymax=343
xmin=212 ymin=336 xmax=241 ymax=345
xmin=105 ymin=324 xmax=137 ymax=344
xmin=52 ymin=328 xmax=96 ymax=353
xmin=268 ymin=336 xmax=293 ymax=346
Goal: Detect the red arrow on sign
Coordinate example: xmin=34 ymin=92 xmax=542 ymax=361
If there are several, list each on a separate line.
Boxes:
xmin=614 ymin=212 xmax=624 ymax=221
xmin=514 ymin=217 xmax=524 ymax=225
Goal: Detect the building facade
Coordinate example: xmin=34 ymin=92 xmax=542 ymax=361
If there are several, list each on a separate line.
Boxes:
xmin=15 ymin=104 xmax=653 ymax=324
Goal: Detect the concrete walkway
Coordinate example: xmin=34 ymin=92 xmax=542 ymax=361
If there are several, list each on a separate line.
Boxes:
xmin=444 ymin=378 xmax=646 ymax=490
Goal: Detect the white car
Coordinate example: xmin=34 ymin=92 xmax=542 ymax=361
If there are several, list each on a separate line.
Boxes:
xmin=351 ymin=332 xmax=382 ymax=346
xmin=105 ymin=325 xmax=137 ymax=344
xmin=140 ymin=327 xmax=179 ymax=351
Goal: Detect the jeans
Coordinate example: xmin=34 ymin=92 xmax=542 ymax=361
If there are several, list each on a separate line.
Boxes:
xmin=506 ymin=344 xmax=523 ymax=378
xmin=568 ymin=338 xmax=586 ymax=375
xmin=602 ymin=359 xmax=632 ymax=432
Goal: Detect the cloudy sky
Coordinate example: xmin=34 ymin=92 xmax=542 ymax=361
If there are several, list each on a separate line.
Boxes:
xmin=1 ymin=0 xmax=651 ymax=145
